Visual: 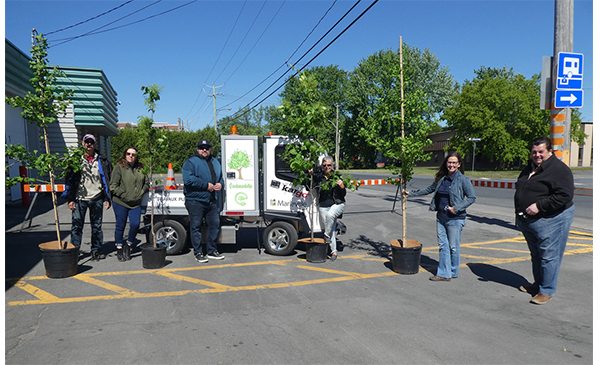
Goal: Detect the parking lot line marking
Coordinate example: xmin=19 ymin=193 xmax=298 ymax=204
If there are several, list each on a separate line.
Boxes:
xmin=6 ymin=232 xmax=592 ymax=306
xmin=12 ymin=280 xmax=61 ymax=302
xmin=154 ymin=270 xmax=236 ymax=290
xmin=296 ymin=265 xmax=368 ymax=278
xmin=74 ymin=274 xmax=141 ymax=296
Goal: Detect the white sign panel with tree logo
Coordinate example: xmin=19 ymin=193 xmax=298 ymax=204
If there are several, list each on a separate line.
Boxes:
xmin=222 ymin=135 xmax=260 ymax=215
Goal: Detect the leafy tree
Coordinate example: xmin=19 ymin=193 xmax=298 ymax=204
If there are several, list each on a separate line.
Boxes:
xmin=227 ymin=151 xmax=250 ymax=180
xmin=345 ymin=46 xmax=458 ymax=167
xmin=137 ymin=84 xmax=168 ymax=248
xmin=443 ymin=68 xmax=551 ymax=169
xmin=5 ymin=33 xmax=79 ymax=249
xmin=277 ymin=70 xmax=331 ymax=242
xmin=278 ymin=65 xmax=349 ymax=158
xmin=357 ymin=43 xmax=436 ymax=245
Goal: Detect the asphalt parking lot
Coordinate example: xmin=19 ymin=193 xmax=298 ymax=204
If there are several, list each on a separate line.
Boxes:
xmin=5 ymin=175 xmax=593 ymax=365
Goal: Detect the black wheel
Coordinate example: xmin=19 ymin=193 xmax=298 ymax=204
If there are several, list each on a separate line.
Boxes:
xmin=263 ymin=221 xmax=298 ymax=256
xmin=151 ymin=219 xmax=188 ymax=255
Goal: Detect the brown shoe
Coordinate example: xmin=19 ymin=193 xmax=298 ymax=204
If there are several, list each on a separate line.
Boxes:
xmin=429 ymin=275 xmax=451 ymax=282
xmin=530 ymin=293 xmax=552 ymax=305
xmin=519 ymin=285 xmax=539 ymax=295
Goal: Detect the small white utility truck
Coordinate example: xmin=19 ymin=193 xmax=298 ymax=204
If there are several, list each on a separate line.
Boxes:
xmin=141 ymin=133 xmax=344 ymax=256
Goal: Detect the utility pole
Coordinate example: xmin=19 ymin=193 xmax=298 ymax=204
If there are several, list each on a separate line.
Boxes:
xmin=335 ymin=103 xmax=340 ymax=170
xmin=551 ymin=0 xmax=573 ymax=164
xmin=206 ymin=84 xmax=225 ymax=134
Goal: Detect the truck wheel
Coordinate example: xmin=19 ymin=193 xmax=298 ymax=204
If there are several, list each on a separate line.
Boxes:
xmin=151 ymin=219 xmax=188 ymax=255
xmin=263 ymin=221 xmax=298 ymax=256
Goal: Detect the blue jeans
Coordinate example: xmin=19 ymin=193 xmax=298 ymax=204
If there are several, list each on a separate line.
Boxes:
xmin=71 ymin=199 xmax=105 ymax=252
xmin=185 ymin=200 xmax=220 ymax=255
xmin=319 ymin=203 xmax=345 ymax=253
xmin=113 ymin=202 xmax=141 ymax=247
xmin=517 ymin=205 xmax=574 ymax=296
xmin=436 ymin=218 xmax=466 ymax=279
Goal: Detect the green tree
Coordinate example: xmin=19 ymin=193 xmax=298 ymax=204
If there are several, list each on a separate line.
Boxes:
xmin=278 ymin=70 xmax=330 ymax=241
xmin=357 ymin=43 xmax=435 ymax=245
xmin=278 ymin=65 xmax=349 ymax=159
xmin=443 ymin=67 xmax=551 ymax=169
xmin=5 ymin=33 xmax=79 ymax=248
xmin=227 ymin=151 xmax=251 ymax=180
xmin=345 ymin=46 xmax=458 ymax=167
xmin=137 ymin=84 xmax=168 ymax=248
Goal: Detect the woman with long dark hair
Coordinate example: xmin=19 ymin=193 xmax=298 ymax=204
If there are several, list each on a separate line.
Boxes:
xmin=109 ymin=147 xmax=149 ymax=261
xmin=405 ymin=152 xmax=476 ymax=281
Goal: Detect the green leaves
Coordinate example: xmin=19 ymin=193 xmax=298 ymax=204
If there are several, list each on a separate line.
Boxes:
xmin=443 ymin=69 xmax=550 ymax=169
xmin=5 ymin=144 xmax=83 ymax=188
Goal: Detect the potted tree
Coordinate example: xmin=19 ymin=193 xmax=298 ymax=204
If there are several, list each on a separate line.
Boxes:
xmin=136 ymin=84 xmax=169 ymax=269
xmin=359 ymin=39 xmax=435 ymax=274
xmin=5 ymin=32 xmax=83 ymax=278
xmin=278 ymin=70 xmax=358 ymax=262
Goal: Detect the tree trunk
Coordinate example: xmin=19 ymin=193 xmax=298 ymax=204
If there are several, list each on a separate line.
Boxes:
xmin=43 ymin=126 xmax=64 ymax=249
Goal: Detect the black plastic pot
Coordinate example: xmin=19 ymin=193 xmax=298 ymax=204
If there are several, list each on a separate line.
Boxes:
xmin=140 ymin=242 xmax=167 ymax=269
xmin=39 ymin=241 xmax=79 ymax=278
xmin=305 ymin=240 xmax=328 ymax=263
xmin=392 ymin=240 xmax=422 ymax=275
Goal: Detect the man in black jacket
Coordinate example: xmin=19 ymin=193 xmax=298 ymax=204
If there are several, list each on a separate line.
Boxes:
xmin=62 ymin=134 xmax=112 ymax=261
xmin=514 ymin=136 xmax=574 ymax=305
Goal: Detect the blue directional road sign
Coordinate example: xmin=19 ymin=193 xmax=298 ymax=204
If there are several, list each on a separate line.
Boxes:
xmin=556 ymin=52 xmax=584 ymax=90
xmin=555 ymin=89 xmax=583 ymax=108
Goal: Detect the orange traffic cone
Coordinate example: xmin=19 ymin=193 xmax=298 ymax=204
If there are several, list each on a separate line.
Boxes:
xmin=165 ymin=163 xmax=176 ymax=190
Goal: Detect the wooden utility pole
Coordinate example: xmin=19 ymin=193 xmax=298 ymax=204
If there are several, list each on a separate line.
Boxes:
xmin=206 ymin=84 xmax=224 ymax=134
xmin=551 ymin=0 xmax=574 ymax=164
xmin=335 ymin=103 xmax=340 ymax=170
xmin=399 ymin=36 xmax=407 ymax=245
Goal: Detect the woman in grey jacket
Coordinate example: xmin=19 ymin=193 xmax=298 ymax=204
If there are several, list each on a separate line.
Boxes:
xmin=405 ymin=152 xmax=476 ymax=281
xmin=109 ymin=147 xmax=149 ymax=261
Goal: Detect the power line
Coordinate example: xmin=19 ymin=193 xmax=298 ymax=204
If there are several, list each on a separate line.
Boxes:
xmin=182 ymin=0 xmax=249 ymax=122
xmin=230 ymin=0 xmax=373 ymax=121
xmin=45 ymin=0 xmax=135 ymax=36
xmin=220 ymin=0 xmax=339 ymax=112
xmin=50 ymin=0 xmax=198 ymax=47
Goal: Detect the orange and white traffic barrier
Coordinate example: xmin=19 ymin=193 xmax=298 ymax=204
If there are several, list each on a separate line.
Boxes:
xmin=24 ymin=184 xmax=66 ymax=192
xmin=165 ymin=163 xmax=177 ymax=190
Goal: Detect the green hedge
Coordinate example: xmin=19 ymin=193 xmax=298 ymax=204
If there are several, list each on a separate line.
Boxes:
xmin=110 ymin=126 xmax=219 ymax=173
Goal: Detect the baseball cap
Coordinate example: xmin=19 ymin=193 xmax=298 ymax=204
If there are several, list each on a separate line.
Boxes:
xmin=197 ymin=139 xmax=211 ymax=148
xmin=82 ymin=134 xmax=96 ymax=143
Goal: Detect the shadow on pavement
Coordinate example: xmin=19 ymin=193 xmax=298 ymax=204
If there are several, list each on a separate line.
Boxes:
xmin=467 ymin=262 xmax=529 ymax=290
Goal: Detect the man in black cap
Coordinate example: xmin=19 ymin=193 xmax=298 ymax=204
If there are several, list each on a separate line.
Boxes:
xmin=181 ymin=139 xmax=225 ymax=263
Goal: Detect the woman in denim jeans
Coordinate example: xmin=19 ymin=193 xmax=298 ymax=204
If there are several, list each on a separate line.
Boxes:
xmin=514 ymin=137 xmax=574 ymax=305
xmin=109 ymin=147 xmax=149 ymax=261
xmin=405 ymin=152 xmax=476 ymax=281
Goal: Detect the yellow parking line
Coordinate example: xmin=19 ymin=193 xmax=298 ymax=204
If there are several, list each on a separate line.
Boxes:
xmin=75 ymin=274 xmax=141 ymax=296
xmin=12 ymin=280 xmax=61 ymax=302
xmin=155 ymin=270 xmax=236 ymax=290
xmin=6 ymin=233 xmax=592 ymax=306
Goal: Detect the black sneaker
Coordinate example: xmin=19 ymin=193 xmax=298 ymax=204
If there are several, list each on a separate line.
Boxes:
xmin=91 ymin=251 xmax=106 ymax=261
xmin=195 ymin=253 xmax=208 ymax=263
xmin=123 ymin=243 xmax=132 ymax=261
xmin=116 ymin=247 xmax=126 ymax=262
xmin=207 ymin=251 xmax=224 ymax=260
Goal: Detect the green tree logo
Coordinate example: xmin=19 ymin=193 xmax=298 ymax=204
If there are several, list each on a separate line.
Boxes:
xmin=228 ymin=151 xmax=250 ymax=180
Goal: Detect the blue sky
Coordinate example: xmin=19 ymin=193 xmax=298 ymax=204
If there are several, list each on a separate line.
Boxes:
xmin=4 ymin=0 xmax=594 ymax=131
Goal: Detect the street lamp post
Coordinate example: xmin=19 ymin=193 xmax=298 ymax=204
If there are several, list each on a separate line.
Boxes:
xmin=468 ymin=138 xmax=481 ymax=176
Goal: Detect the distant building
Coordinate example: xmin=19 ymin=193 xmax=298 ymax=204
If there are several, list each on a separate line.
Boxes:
xmin=5 ymin=38 xmax=119 ymax=202
xmin=570 ymin=122 xmax=593 ymax=167
xmin=117 ymin=119 xmax=184 ymax=131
